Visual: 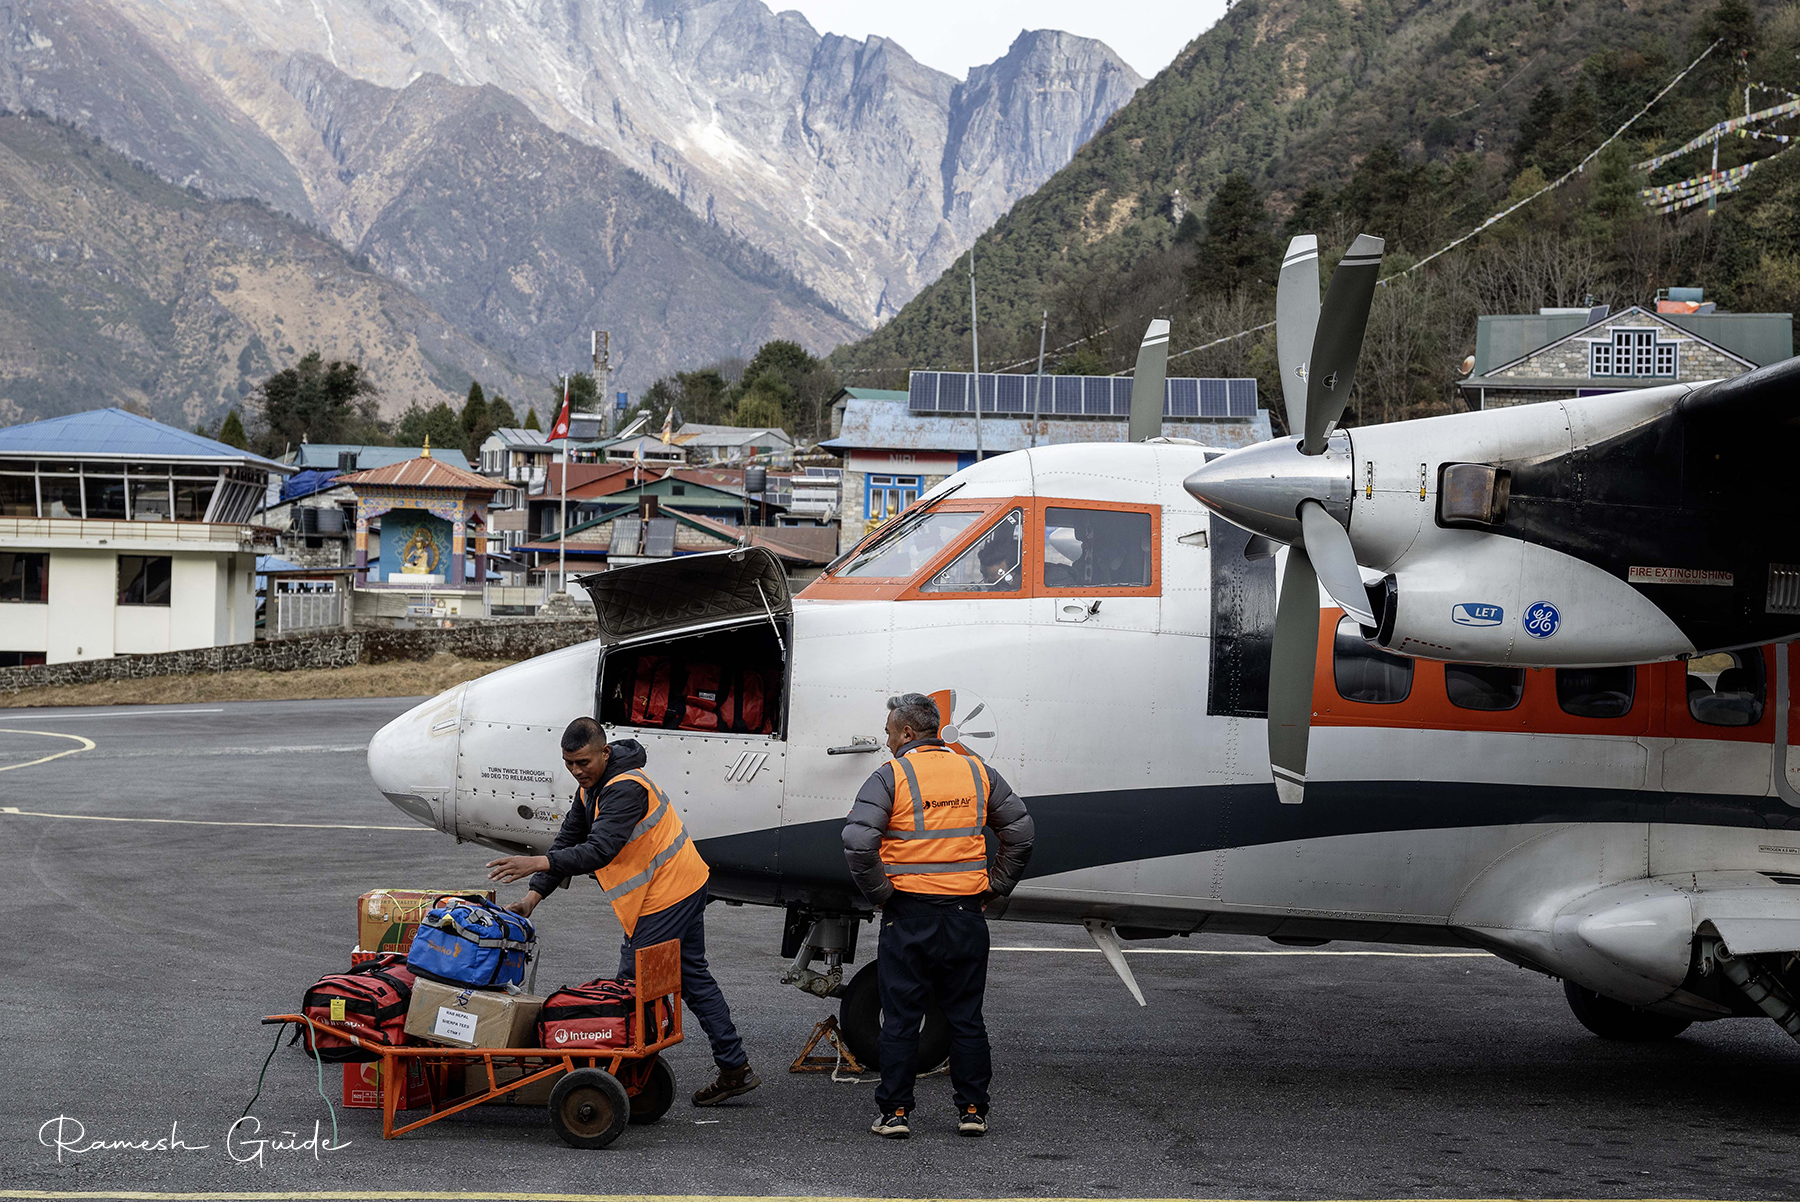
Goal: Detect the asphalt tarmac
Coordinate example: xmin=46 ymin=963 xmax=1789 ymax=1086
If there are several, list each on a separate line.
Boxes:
xmin=2 ymin=697 xmax=1798 ymax=1201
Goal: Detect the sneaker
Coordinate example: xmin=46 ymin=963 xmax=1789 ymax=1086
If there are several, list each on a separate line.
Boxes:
xmin=870 ymin=1108 xmax=911 ymax=1139
xmin=956 ymin=1105 xmax=987 ymax=1136
xmin=692 ymin=1064 xmax=760 ymax=1106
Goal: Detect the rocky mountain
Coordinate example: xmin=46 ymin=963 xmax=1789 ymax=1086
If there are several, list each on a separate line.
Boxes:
xmin=0 ymin=114 xmax=541 ymax=428
xmin=47 ymin=0 xmax=1144 ymax=324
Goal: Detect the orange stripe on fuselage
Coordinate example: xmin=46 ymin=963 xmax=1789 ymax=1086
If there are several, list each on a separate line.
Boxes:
xmin=1308 ymin=607 xmax=1790 ymax=746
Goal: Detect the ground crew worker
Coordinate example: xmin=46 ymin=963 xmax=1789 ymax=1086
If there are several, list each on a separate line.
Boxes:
xmin=842 ymin=693 xmax=1034 ymax=1139
xmin=486 ymin=716 xmax=758 ymax=1106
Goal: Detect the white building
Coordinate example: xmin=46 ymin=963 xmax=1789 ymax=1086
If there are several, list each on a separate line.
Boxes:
xmin=477 ymin=427 xmax=553 ymax=492
xmin=0 ymin=408 xmax=290 ymax=665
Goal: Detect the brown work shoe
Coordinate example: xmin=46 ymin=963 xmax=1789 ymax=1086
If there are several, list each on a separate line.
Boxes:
xmin=692 ymin=1064 xmax=759 ymax=1106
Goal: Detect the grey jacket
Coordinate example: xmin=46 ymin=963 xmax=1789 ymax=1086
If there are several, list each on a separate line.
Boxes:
xmin=841 ymin=738 xmax=1035 ymax=905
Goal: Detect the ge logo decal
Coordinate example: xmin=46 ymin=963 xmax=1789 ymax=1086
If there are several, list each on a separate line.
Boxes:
xmin=1523 ymin=601 xmax=1560 ymax=639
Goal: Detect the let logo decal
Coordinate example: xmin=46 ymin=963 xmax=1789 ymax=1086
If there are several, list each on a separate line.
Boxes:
xmin=1451 ymin=603 xmax=1504 ymax=628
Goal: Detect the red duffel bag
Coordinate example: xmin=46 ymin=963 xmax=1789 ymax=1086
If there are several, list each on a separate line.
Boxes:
xmin=299 ymin=952 xmax=417 ymax=1062
xmin=538 ymin=979 xmax=634 ymax=1050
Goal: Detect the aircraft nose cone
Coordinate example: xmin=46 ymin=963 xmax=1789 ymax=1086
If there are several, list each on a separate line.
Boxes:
xmin=366 ymin=687 xmax=464 ymax=832
xmin=1184 ymin=435 xmax=1354 ymax=546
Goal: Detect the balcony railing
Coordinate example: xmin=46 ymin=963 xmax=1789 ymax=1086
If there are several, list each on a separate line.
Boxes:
xmin=0 ymin=517 xmax=277 ymax=549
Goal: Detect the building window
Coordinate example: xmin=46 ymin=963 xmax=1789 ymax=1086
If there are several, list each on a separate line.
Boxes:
xmin=865 ymin=474 xmax=921 ymax=523
xmin=0 ymin=552 xmax=48 ymax=602
xmin=1445 ymin=663 xmax=1526 ymax=711
xmin=1042 ymin=506 xmax=1152 ymax=588
xmin=1556 ymin=666 xmax=1634 ymax=718
xmin=1332 ymin=615 xmax=1413 ymax=703
xmin=0 ymin=652 xmax=47 ymax=667
xmin=1687 ymin=650 xmax=1765 ymax=727
xmin=118 ymin=555 xmax=172 ymax=606
xmin=0 ymin=473 xmax=34 ymax=516
xmin=1591 ymin=329 xmax=1676 ymax=378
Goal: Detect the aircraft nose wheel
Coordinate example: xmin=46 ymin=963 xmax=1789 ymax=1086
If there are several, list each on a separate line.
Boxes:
xmin=1563 ymin=981 xmax=1692 ymax=1041
xmin=838 ymin=962 xmax=950 ymax=1072
xmin=548 ymin=1067 xmax=631 ymax=1148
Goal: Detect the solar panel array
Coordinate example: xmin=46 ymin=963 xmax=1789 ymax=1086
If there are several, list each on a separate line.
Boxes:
xmin=907 ymin=372 xmax=1258 ymax=418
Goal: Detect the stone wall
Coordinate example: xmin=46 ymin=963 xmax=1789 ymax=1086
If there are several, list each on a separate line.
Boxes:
xmin=0 ymin=618 xmax=595 ymax=696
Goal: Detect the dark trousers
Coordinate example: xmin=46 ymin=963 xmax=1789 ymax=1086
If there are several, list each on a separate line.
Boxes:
xmin=875 ymin=891 xmax=991 ymax=1114
xmin=616 ymin=885 xmax=747 ymax=1070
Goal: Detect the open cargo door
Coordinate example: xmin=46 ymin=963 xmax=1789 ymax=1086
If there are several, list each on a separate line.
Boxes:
xmin=577 ymin=547 xmax=791 ymax=646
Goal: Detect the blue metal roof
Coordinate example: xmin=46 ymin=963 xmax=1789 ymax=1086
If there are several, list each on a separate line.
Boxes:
xmin=0 ymin=407 xmax=290 ymax=469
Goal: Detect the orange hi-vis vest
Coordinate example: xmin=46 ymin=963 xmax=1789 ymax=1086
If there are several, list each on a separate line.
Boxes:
xmin=881 ymin=745 xmax=991 ymax=896
xmin=590 ymin=769 xmax=710 ymax=937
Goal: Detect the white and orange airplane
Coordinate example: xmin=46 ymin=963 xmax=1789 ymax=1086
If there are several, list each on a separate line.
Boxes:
xmin=368 ymin=236 xmax=1800 ymax=1064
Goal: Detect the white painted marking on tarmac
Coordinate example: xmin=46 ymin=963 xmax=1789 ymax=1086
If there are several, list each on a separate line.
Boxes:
xmin=0 ymin=806 xmax=428 ymax=831
xmin=3 ymin=707 xmax=226 ymax=720
xmin=79 ymin=744 xmax=366 ymax=758
xmin=0 ymin=728 xmax=95 ymax=772
xmin=992 ymin=946 xmax=1490 ymax=958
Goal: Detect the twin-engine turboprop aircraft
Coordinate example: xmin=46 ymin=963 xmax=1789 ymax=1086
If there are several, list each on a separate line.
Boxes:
xmin=368 ymin=237 xmax=1800 ymax=1060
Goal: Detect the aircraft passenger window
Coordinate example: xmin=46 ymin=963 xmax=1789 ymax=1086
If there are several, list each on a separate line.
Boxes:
xmin=1042 ymin=507 xmax=1151 ymax=589
xmin=1686 ymin=650 xmax=1766 ymax=727
xmin=1445 ymin=663 xmax=1525 ymax=711
xmin=1556 ymin=667 xmax=1635 ymax=718
xmin=921 ymin=509 xmax=1022 ymax=593
xmin=839 ymin=510 xmax=981 ymax=579
xmin=1332 ymin=615 xmax=1413 ymax=703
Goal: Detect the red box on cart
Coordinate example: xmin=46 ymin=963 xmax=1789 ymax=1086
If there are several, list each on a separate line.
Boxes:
xmin=342 ymin=1059 xmax=432 ymax=1110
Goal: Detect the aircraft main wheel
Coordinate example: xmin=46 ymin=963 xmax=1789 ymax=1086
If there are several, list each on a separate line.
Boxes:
xmin=1563 ymin=981 xmax=1692 ymax=1041
xmin=628 ymin=1057 xmax=676 ymax=1125
xmin=548 ymin=1067 xmax=630 ymax=1149
xmin=839 ymin=962 xmax=950 ymax=1073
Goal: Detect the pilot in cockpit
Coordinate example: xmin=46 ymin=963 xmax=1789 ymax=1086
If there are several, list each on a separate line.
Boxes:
xmin=976 ymin=528 xmax=1020 ymax=590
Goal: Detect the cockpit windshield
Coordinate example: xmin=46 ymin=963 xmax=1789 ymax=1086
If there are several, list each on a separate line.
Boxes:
xmin=837 ymin=509 xmax=983 ymax=579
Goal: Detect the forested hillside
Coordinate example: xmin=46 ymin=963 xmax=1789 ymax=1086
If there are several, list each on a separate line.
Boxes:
xmin=832 ymin=0 xmax=1789 ymax=430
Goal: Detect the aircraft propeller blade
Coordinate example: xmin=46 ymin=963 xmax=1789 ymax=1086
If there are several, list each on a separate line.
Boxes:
xmin=1301 ymin=233 xmax=1384 ymax=454
xmin=1298 ymin=500 xmax=1375 ymax=627
xmin=1128 ymin=318 xmax=1171 ymax=444
xmin=1268 ymin=547 xmax=1319 ymax=805
xmin=1276 ymin=235 xmax=1320 ymax=440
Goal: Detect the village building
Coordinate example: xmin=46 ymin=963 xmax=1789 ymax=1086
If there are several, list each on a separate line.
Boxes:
xmin=336 ymin=451 xmax=502 ymax=624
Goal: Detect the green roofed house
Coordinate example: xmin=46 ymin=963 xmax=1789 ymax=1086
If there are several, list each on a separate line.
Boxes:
xmin=0 ymin=407 xmax=292 ymax=665
xmin=1460 ymin=293 xmax=1793 ymax=410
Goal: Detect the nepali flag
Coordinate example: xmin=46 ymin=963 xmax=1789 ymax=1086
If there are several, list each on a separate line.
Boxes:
xmin=548 ymin=378 xmax=572 ymax=441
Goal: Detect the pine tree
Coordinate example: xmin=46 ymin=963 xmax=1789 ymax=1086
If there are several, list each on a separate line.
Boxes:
xmin=1187 ymin=173 xmax=1278 ymax=299
xmin=218 ymin=409 xmax=248 ymax=449
xmin=487 ymin=395 xmax=516 ymax=430
xmin=1512 ymin=84 xmax=1563 ymax=174
xmin=461 ymin=381 xmax=490 ymax=461
xmin=523 ymin=407 xmax=541 ymax=431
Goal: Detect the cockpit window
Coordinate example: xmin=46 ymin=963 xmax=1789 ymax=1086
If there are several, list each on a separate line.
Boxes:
xmin=921 ymin=509 xmax=1023 ymax=593
xmin=838 ymin=509 xmax=982 ymax=579
xmin=1042 ymin=506 xmax=1151 ymax=588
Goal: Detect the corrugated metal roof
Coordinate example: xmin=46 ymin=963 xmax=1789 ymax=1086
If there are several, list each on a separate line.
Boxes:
xmin=1472 ymin=309 xmax=1793 ymax=375
xmin=484 ymin=427 xmax=549 ymax=449
xmin=824 ymin=395 xmax=1271 ymax=454
xmin=0 ymin=407 xmax=291 ymax=469
xmin=291 ymin=443 xmax=472 ymax=472
xmin=840 ymin=388 xmax=908 ymax=401
xmin=336 ymin=456 xmax=499 ymax=492
xmin=1471 ymin=315 xmax=1589 ymax=376
xmin=675 ymin=426 xmax=793 ymax=448
xmin=1664 ymin=312 xmax=1793 ymax=366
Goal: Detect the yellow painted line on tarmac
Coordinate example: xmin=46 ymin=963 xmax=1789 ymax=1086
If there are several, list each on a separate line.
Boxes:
xmin=0 ymin=806 xmax=428 ymax=832
xmin=0 ymin=728 xmax=95 ymax=772
xmin=993 ymin=945 xmax=1489 ymax=957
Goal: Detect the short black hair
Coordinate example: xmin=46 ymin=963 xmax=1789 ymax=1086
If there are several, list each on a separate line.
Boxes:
xmin=561 ymin=716 xmax=607 ymax=754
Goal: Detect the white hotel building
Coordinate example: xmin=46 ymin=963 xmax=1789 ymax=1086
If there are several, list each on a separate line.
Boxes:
xmin=0 ymin=408 xmax=289 ymax=665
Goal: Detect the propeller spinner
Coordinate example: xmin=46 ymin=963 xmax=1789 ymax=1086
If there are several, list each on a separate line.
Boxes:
xmin=1184 ymin=234 xmax=1385 ymax=803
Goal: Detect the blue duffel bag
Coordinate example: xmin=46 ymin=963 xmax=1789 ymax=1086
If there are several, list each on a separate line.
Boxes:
xmin=406 ymin=896 xmax=536 ymax=990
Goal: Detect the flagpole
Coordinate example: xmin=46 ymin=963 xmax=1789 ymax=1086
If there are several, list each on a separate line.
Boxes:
xmin=557 ymin=375 xmax=569 ymax=595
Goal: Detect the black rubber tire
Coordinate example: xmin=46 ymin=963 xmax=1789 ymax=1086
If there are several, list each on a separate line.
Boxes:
xmin=1563 ymin=980 xmax=1692 ymax=1041
xmin=628 ymin=1057 xmax=676 ymax=1126
xmin=838 ymin=962 xmax=950 ymax=1073
xmin=547 ymin=1067 xmax=630 ymax=1149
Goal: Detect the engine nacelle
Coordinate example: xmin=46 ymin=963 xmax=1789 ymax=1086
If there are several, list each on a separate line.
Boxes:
xmin=1369 ymin=533 xmax=1695 ymax=666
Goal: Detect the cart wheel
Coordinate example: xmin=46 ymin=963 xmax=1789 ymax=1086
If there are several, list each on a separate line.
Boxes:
xmin=548 ymin=1068 xmax=630 ymax=1149
xmin=628 ymin=1057 xmax=676 ymax=1126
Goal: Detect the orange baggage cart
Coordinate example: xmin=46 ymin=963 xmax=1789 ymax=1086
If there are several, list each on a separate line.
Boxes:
xmin=263 ymin=939 xmax=683 ymax=1149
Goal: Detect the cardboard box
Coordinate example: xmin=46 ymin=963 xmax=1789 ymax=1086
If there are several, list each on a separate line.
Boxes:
xmin=452 ymin=1062 xmax=566 ymax=1107
xmin=405 ymin=977 xmax=544 ymax=1050
xmin=357 ymin=888 xmax=494 ymax=955
xmin=342 ymin=1060 xmax=432 ymax=1110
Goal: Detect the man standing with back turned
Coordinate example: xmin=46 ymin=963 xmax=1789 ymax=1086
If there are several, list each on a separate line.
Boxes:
xmin=843 ymin=693 xmax=1034 ymax=1139
xmin=486 ymin=716 xmax=758 ymax=1106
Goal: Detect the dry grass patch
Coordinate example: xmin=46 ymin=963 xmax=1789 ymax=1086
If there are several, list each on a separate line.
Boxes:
xmin=0 ymin=653 xmax=515 ymax=709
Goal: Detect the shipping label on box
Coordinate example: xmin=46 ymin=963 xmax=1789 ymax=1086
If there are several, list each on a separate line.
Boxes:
xmin=358 ymin=888 xmax=495 ymax=955
xmin=404 ymin=977 xmax=543 ymax=1050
